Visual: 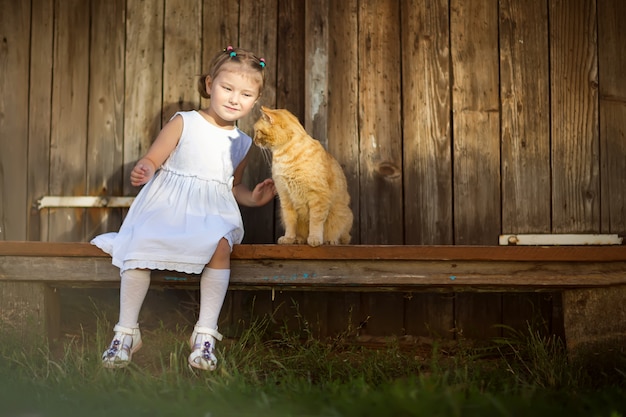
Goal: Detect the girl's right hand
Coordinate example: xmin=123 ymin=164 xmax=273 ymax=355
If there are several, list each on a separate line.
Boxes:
xmin=130 ymin=159 xmax=156 ymax=186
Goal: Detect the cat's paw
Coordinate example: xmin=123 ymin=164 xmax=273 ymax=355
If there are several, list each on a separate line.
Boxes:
xmin=278 ymin=236 xmax=297 ymax=244
xmin=307 ymin=236 xmax=323 ymax=247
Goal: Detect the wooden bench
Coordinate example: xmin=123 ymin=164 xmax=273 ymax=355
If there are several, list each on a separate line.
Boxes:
xmin=1 ymin=241 xmax=625 ymax=359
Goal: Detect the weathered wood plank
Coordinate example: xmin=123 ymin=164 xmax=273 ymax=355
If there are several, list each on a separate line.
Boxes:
xmin=499 ymin=0 xmax=551 ymax=234
xmin=401 ymin=0 xmax=453 ymax=245
xmin=49 ymin=0 xmax=90 ymax=242
xmin=163 ymin=0 xmax=202 ymax=124
xmin=2 ymin=253 xmax=626 ymax=289
xmin=304 ymin=0 xmax=328 ymax=144
xmin=238 ymin=0 xmax=278 ymax=244
xmin=27 ymin=0 xmax=54 ymax=241
xmin=598 ymin=0 xmax=626 ymax=236
xmin=124 ymin=0 xmax=164 ymax=195
xmin=358 ymin=0 xmax=403 ymax=245
xmin=450 ymin=0 xmax=501 ymax=245
xmin=2 ymin=241 xmax=626 ymax=262
xmin=0 ymin=0 xmax=31 ymax=240
xmin=328 ymin=0 xmax=359 ymax=243
xmin=86 ymin=0 xmax=126 ymax=238
xmin=550 ymin=0 xmax=599 ymax=232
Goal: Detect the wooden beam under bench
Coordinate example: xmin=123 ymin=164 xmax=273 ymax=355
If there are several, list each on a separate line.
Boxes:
xmin=1 ymin=241 xmax=625 ymax=360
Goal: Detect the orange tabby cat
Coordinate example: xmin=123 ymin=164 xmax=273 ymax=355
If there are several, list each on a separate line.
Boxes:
xmin=253 ymin=106 xmax=353 ymax=246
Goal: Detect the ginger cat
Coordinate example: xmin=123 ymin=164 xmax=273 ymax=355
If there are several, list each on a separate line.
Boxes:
xmin=253 ymin=106 xmax=353 ymax=246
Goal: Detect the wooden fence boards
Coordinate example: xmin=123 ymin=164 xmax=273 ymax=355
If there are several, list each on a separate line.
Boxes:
xmin=499 ymin=0 xmax=551 ymax=234
xmin=123 ymin=0 xmax=164 ymax=196
xmin=598 ymin=0 xmax=626 ymax=235
xmin=401 ymin=0 xmax=453 ymax=246
xmin=238 ymin=0 xmax=278 ymax=244
xmin=49 ymin=0 xmax=90 ymax=242
xmin=0 ymin=0 xmax=31 ymax=241
xmin=550 ymin=0 xmax=599 ymax=233
xmin=451 ymin=0 xmax=501 ymax=246
xmin=86 ymin=0 xmax=126 ymax=238
xmin=27 ymin=0 xmax=54 ymax=242
xmin=163 ymin=0 xmax=202 ymax=125
xmin=358 ymin=0 xmax=404 ymax=245
xmin=2 ymin=0 xmax=626 ymax=342
xmin=328 ymin=0 xmax=360 ymax=243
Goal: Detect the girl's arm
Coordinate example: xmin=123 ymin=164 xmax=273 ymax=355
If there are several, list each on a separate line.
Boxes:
xmin=231 ymin=155 xmax=276 ymax=207
xmin=130 ymin=115 xmax=184 ymax=186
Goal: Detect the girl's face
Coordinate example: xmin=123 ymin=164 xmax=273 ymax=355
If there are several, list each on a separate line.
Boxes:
xmin=206 ymin=66 xmax=262 ymax=128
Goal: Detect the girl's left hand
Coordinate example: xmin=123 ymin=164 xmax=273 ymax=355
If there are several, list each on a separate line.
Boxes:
xmin=251 ymin=178 xmax=277 ymax=206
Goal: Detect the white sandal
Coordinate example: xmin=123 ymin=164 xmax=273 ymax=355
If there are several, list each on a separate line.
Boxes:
xmin=188 ymin=325 xmax=223 ymax=371
xmin=102 ymin=324 xmax=142 ymax=368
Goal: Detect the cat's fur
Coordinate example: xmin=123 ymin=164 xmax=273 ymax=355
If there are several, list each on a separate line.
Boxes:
xmin=253 ymin=106 xmax=353 ymax=246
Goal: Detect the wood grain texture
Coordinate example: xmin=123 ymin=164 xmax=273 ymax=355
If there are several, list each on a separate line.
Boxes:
xmin=549 ymin=0 xmax=599 ymax=233
xmin=499 ymin=0 xmax=551 ymax=234
xmin=450 ymin=0 xmax=501 ymax=245
xmin=49 ymin=0 xmax=90 ymax=242
xmin=238 ymin=0 xmax=278 ymax=244
xmin=123 ymin=0 xmax=164 ymax=195
xmin=27 ymin=0 xmax=54 ymax=241
xmin=328 ymin=0 xmax=359 ymax=242
xmin=358 ymin=0 xmax=403 ymax=244
xmin=163 ymin=0 xmax=202 ymax=125
xmin=0 ymin=0 xmax=31 ymax=240
xmin=598 ymin=0 xmax=626 ymax=236
xmin=401 ymin=0 xmax=453 ymax=245
xmin=86 ymin=0 xmax=126 ymax=238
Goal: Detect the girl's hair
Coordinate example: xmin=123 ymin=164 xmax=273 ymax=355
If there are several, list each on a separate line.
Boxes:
xmin=198 ymin=46 xmax=267 ymax=99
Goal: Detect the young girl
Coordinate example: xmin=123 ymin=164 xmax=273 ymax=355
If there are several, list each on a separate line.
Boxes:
xmin=91 ymin=46 xmax=275 ymax=371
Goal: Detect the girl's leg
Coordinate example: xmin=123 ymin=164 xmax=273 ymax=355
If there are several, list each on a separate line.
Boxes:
xmin=102 ymin=268 xmax=150 ymax=368
xmin=189 ymin=238 xmax=231 ymax=370
xmin=118 ymin=268 xmax=151 ymax=327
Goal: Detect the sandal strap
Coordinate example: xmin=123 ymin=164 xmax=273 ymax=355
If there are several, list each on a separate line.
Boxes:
xmin=113 ymin=323 xmax=138 ymax=334
xmin=193 ymin=326 xmax=223 ymax=341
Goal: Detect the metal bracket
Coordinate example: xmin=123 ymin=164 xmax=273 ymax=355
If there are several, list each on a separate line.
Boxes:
xmin=37 ymin=196 xmax=135 ymax=210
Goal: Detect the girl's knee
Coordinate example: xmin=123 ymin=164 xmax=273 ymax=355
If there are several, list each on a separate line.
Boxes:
xmin=208 ymin=238 xmax=231 ymax=268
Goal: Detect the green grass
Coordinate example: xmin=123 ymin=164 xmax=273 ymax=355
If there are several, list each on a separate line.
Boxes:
xmin=1 ymin=310 xmax=624 ymax=417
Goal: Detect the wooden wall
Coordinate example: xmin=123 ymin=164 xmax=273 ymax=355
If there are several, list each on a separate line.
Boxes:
xmin=1 ymin=0 xmax=625 ymax=340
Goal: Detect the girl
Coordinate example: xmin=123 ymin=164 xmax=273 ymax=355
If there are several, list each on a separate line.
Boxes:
xmin=92 ymin=46 xmax=275 ymax=371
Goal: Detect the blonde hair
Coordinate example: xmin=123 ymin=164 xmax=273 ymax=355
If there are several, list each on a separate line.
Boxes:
xmin=198 ymin=47 xmax=267 ymax=99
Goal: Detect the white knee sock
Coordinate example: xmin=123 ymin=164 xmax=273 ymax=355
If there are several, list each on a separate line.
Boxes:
xmin=118 ymin=269 xmax=150 ymax=328
xmin=197 ymin=268 xmax=230 ymax=329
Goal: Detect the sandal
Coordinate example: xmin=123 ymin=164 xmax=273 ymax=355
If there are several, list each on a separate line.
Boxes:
xmin=102 ymin=324 xmax=142 ymax=368
xmin=188 ymin=325 xmax=223 ymax=371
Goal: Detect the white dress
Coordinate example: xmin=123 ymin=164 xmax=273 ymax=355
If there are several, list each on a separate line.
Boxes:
xmin=91 ymin=111 xmax=252 ymax=275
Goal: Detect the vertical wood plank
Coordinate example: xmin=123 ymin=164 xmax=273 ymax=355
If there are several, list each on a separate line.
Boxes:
xmin=276 ymin=0 xmax=305 ymax=116
xmin=123 ymin=0 xmax=164 ymax=195
xmin=328 ymin=0 xmax=359 ymax=242
xmin=358 ymin=0 xmax=403 ymax=245
xmin=239 ymin=0 xmax=278 ymax=244
xmin=450 ymin=0 xmax=501 ymax=245
xmin=49 ymin=0 xmax=90 ymax=242
xmin=86 ymin=0 xmax=126 ymax=239
xmin=500 ymin=0 xmax=551 ymax=233
xmin=163 ymin=0 xmax=202 ymax=125
xmin=401 ymin=0 xmax=453 ymax=245
xmin=450 ymin=0 xmax=502 ymax=336
xmin=404 ymin=293 xmax=455 ymax=339
xmin=550 ymin=0 xmax=599 ymax=233
xmin=202 ymin=0 xmax=240 ymax=110
xmin=304 ymin=0 xmax=328 ymax=144
xmin=0 ymin=0 xmax=31 ymax=240
xmin=598 ymin=0 xmax=626 ymax=236
xmin=27 ymin=0 xmax=54 ymax=241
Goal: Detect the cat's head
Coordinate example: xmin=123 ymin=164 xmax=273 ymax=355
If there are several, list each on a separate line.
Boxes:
xmin=253 ymin=106 xmax=306 ymax=150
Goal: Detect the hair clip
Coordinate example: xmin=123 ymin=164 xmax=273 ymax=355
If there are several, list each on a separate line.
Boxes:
xmin=259 ymin=58 xmax=266 ymax=68
xmin=226 ymin=45 xmax=236 ymax=57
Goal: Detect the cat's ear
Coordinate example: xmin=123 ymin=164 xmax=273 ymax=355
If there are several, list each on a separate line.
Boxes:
xmin=261 ymin=106 xmax=274 ymax=124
